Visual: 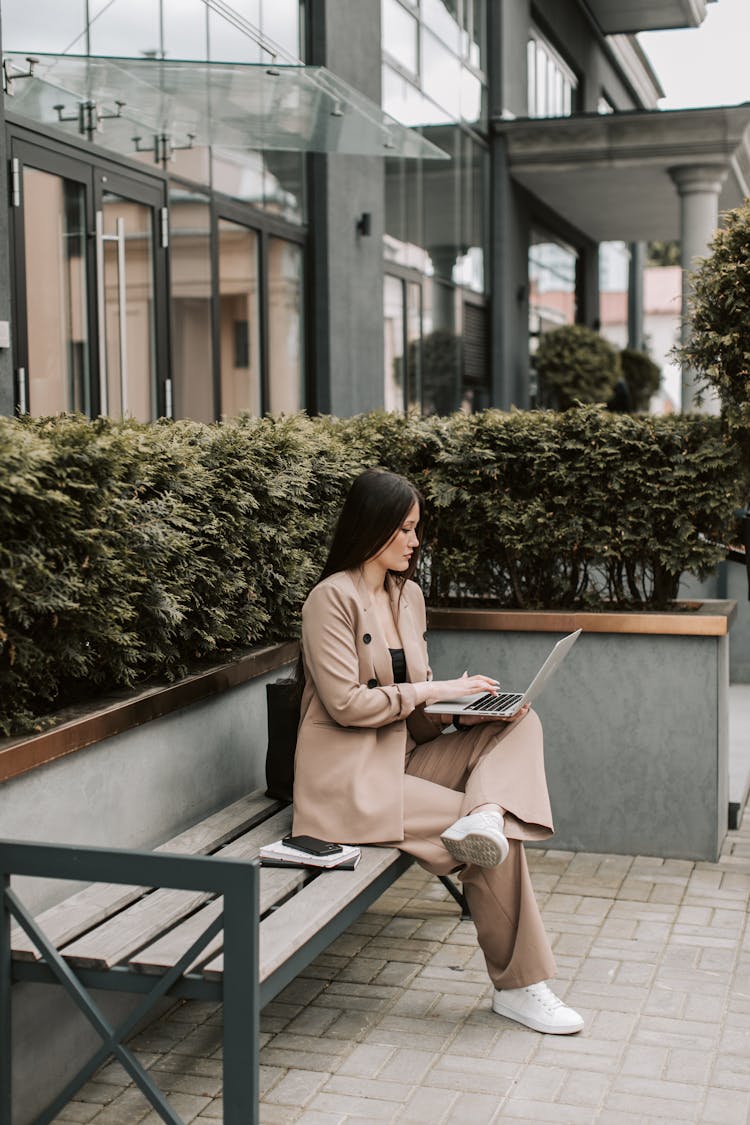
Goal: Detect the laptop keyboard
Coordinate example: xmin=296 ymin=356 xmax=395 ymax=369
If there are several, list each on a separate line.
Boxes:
xmin=463 ymin=691 xmax=524 ymax=713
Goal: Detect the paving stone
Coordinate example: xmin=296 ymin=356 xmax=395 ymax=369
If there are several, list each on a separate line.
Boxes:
xmin=397 ymin=1085 xmax=458 ymax=1124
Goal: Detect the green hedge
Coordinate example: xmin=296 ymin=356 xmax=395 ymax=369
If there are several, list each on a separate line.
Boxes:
xmin=0 ymin=407 xmax=740 ymax=736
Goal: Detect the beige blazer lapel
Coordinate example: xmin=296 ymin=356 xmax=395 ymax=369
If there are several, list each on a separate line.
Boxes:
xmin=350 ymin=569 xmax=394 ymax=689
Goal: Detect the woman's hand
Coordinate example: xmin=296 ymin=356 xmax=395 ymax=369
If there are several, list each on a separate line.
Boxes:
xmin=417 ymin=671 xmax=499 ymax=708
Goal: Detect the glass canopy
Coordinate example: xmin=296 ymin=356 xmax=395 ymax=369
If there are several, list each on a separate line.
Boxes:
xmin=3 ymin=52 xmax=449 ymax=161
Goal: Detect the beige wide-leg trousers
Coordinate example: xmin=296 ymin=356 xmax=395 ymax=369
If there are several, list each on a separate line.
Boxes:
xmin=396 ymin=709 xmax=557 ymax=990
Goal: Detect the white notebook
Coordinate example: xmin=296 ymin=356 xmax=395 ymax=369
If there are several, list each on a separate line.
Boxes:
xmin=259 ymin=839 xmax=361 ymax=869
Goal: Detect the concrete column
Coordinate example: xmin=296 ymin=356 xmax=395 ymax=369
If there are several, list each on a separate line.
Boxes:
xmin=627 ymin=241 xmax=645 ymax=351
xmin=668 ymin=163 xmax=728 ymax=412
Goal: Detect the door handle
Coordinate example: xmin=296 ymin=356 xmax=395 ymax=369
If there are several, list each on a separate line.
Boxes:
xmin=95 ymin=210 xmax=108 ymax=415
xmin=96 ymin=212 xmax=128 ymax=418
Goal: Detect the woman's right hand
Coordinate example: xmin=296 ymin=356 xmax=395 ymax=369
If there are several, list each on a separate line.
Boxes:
xmin=419 ymin=671 xmax=499 ymax=708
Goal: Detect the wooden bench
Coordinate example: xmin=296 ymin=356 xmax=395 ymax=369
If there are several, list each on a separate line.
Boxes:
xmin=0 ymin=790 xmax=421 ymax=1125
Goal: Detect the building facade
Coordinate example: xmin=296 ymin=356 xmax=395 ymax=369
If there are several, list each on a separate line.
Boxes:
xmin=0 ymin=0 xmax=742 ymax=423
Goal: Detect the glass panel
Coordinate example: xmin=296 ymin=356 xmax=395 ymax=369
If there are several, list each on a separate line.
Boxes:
xmin=101 ymin=194 xmax=155 ymax=421
xmin=468 ymin=0 xmax=486 ymax=70
xmin=454 ymin=133 xmax=486 ymax=293
xmin=382 ymin=0 xmax=419 ymax=75
xmin=1 ymin=0 xmax=87 ymax=53
xmin=267 ymin=238 xmax=304 ymax=414
xmin=22 ymin=168 xmax=90 ymax=415
xmin=382 ymin=63 xmax=452 ymax=129
xmin=421 ymin=279 xmax=460 ymax=415
xmin=263 ymin=151 xmax=306 ymax=223
xmin=169 ymin=188 xmax=214 ymax=423
xmin=213 ymin=149 xmax=265 ymax=205
xmin=529 ymin=233 xmax=578 ymax=340
xmin=163 ymin=0 xmax=208 ymax=60
xmin=460 ymin=66 xmax=482 ymax=125
xmin=422 ymin=30 xmax=461 ymax=121
xmin=423 ymin=0 xmax=461 ymax=53
xmin=7 ymin=53 xmax=448 ymax=160
xmin=527 ymin=39 xmax=536 ymax=116
xmin=423 ymin=126 xmax=459 ymax=282
xmin=89 ymin=0 xmax=161 ymax=58
xmin=405 ymin=280 xmax=422 ymax=410
xmin=218 ymin=220 xmax=261 ymax=417
xmin=384 ymin=274 xmax=405 ymax=413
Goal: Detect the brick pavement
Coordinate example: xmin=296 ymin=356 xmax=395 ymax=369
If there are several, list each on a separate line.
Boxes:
xmin=54 ymin=809 xmax=750 ymax=1124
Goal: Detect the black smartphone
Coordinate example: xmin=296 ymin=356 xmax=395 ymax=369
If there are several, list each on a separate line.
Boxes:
xmin=282 ymin=834 xmax=344 ymax=857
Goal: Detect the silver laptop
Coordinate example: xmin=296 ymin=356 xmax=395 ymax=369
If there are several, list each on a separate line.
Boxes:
xmin=424 ymin=629 xmax=582 ymax=719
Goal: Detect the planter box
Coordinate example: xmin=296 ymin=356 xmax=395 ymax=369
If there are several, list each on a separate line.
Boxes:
xmin=427 ymin=601 xmax=735 ymax=862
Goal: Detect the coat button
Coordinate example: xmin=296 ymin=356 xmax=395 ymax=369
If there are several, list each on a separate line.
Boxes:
xmin=367 ymin=678 xmax=378 ymax=688
xmin=363 ymin=633 xmax=372 ymax=644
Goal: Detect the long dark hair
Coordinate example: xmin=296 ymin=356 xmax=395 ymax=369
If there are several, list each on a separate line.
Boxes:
xmin=288 ymin=468 xmax=424 ymax=698
xmin=317 ymin=467 xmax=424 ymax=587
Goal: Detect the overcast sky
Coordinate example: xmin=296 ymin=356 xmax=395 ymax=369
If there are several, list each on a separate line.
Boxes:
xmin=638 ymin=0 xmax=750 ymax=109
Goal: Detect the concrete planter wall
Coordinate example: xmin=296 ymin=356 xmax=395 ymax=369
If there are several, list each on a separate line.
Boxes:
xmin=427 ymin=601 xmax=735 ymax=863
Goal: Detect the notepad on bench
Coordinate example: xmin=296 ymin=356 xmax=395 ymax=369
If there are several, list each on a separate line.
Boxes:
xmin=259 ymin=839 xmax=362 ymax=870
xmin=424 ymin=629 xmax=581 ymax=719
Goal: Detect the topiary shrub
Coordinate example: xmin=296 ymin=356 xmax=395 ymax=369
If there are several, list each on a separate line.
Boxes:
xmin=0 ymin=408 xmax=740 ymax=736
xmin=534 ymin=324 xmax=622 ymax=410
xmin=620 ymin=348 xmax=662 ymax=412
xmin=676 ymin=198 xmax=750 ymax=483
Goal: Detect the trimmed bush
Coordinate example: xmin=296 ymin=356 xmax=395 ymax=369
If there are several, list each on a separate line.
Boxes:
xmin=676 ymin=199 xmax=750 ymax=479
xmin=0 ymin=408 xmax=740 ymax=736
xmin=620 ymin=348 xmax=662 ymax=412
xmin=535 ymin=324 xmax=621 ymax=410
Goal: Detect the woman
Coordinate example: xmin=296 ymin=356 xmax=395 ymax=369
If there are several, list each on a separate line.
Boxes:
xmin=292 ymin=468 xmax=583 ymax=1035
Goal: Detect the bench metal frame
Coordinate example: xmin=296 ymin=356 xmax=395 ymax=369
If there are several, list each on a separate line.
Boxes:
xmin=0 ymin=839 xmax=413 ymax=1125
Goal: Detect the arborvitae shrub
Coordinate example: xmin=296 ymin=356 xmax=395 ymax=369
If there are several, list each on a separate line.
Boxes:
xmin=0 ymin=408 xmax=739 ymax=736
xmin=535 ymin=324 xmax=622 ymax=410
xmin=620 ymin=348 xmax=662 ymax=412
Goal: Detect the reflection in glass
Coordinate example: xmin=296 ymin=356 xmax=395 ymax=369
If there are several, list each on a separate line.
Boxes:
xmin=1 ymin=0 xmax=87 ymax=53
xmin=423 ymin=0 xmax=461 ymax=53
xmin=213 ymin=149 xmax=265 ymax=206
xmin=209 ymin=0 xmax=262 ymax=63
xmin=422 ymin=30 xmax=461 ymax=121
xmin=405 ymin=281 xmax=422 ymax=410
xmin=454 ymin=132 xmax=486 ymax=293
xmin=101 ymin=193 xmax=156 ymax=421
xmin=529 ymin=233 xmax=578 ymax=342
xmin=423 ymin=126 xmax=459 ymax=282
xmin=267 ymin=238 xmax=304 ymax=414
xmin=262 ymin=0 xmax=302 ymax=60
xmin=384 ymin=275 xmax=405 ymax=412
xmin=382 ymin=0 xmax=419 ymax=75
xmin=468 ymin=0 xmax=486 ymax=70
xmin=22 ymin=168 xmax=90 ymax=415
xmin=421 ymin=278 xmax=460 ymax=415
xmin=169 ymin=188 xmax=214 ymax=422
xmin=218 ymin=219 xmax=261 ymax=417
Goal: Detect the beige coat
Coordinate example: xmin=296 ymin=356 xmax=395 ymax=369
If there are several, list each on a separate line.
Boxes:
xmin=292 ymin=569 xmax=443 ymax=843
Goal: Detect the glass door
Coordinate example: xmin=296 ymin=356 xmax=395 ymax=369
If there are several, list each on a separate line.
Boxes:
xmin=95 ymin=171 xmax=167 ymax=422
xmin=10 ymin=138 xmax=168 ymax=419
xmin=11 ymin=147 xmax=92 ymax=417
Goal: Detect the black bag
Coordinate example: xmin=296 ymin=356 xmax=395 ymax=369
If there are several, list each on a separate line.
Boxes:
xmin=265 ymin=679 xmax=301 ymax=803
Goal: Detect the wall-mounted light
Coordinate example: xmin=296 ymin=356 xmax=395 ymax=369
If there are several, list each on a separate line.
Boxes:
xmin=356 ymin=212 xmax=372 ymax=237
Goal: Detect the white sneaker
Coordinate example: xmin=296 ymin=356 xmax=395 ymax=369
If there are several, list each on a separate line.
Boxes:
xmin=492 ymin=981 xmax=584 ymax=1034
xmin=440 ymin=810 xmax=509 ymax=868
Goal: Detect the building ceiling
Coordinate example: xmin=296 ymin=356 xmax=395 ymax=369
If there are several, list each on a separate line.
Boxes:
xmin=494 ymin=105 xmax=750 ymax=243
xmin=585 ymin=0 xmax=710 ymax=34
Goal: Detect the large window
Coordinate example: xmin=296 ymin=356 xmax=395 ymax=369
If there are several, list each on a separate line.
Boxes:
xmin=218 ymin=220 xmax=262 ymax=418
xmin=529 ymin=232 xmax=578 ymax=336
xmin=382 ymin=1 xmax=489 ymax=414
xmin=169 ymin=187 xmax=214 ymax=423
xmin=267 ymin=238 xmax=304 ymax=415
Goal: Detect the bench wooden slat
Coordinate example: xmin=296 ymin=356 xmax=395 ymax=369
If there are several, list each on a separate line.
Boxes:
xmin=201 ymin=846 xmax=403 ymax=983
xmin=129 ymin=865 xmax=308 ymax=976
xmin=60 ymin=808 xmax=293 ymax=970
xmin=11 ymin=790 xmax=277 ymax=962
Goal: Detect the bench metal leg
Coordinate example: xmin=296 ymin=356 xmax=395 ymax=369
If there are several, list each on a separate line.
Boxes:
xmin=222 ymin=864 xmax=260 ymax=1125
xmin=437 ymin=874 xmax=471 ymax=921
xmin=1 ymin=875 xmax=12 ymax=1125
